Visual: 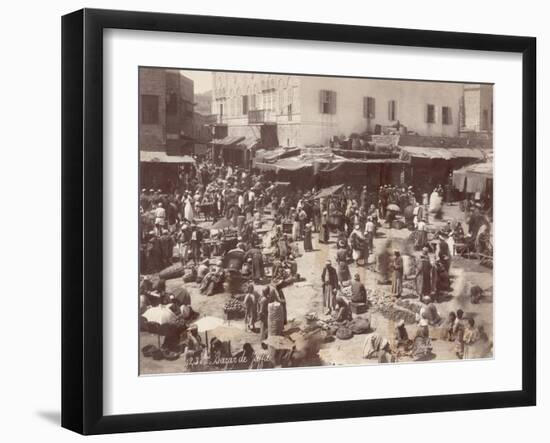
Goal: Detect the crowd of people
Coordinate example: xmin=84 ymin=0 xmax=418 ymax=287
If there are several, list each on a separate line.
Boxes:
xmin=139 ymin=157 xmax=493 ymax=369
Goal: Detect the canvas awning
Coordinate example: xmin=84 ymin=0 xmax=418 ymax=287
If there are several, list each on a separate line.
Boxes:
xmin=452 ymin=161 xmax=493 ymax=193
xmin=211 ymin=136 xmax=245 ymax=146
xmin=447 ymin=148 xmax=486 ymax=160
xmin=255 ymin=157 xmax=311 ymax=172
xmin=314 ymin=184 xmax=345 ymax=199
xmin=140 ymin=151 xmax=196 ymax=164
xmin=401 ymin=146 xmax=487 ymax=161
xmin=400 ymin=146 xmax=454 ymax=160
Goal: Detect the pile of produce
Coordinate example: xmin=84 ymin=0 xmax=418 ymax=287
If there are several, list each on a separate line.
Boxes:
xmin=223 ymin=298 xmax=245 ymax=318
xmin=367 ymin=288 xmax=418 ymax=324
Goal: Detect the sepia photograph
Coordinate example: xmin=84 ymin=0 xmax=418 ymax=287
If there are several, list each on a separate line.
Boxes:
xmin=138 ymin=67 xmax=494 ymax=375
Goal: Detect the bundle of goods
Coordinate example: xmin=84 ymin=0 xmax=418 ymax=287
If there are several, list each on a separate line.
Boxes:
xmin=223 ymin=298 xmax=245 ymax=319
xmin=267 ymin=302 xmax=284 ymax=336
xmin=159 ymin=262 xmax=186 ymax=280
xmin=376 ymin=303 xmax=418 ymax=324
xmin=335 ymin=326 xmax=353 ymax=340
xmin=395 ymin=298 xmax=422 ymax=314
xmin=141 ymin=344 xmax=180 ymax=361
xmin=181 ymin=266 xmax=197 ymax=283
xmin=348 ymin=317 xmax=371 ymax=335
xmin=391 ymin=219 xmax=406 ymax=230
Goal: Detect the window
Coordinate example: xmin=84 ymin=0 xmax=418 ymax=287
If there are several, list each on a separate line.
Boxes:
xmin=166 ymin=93 xmax=178 ymax=116
xmin=426 ymin=104 xmax=435 ymax=123
xmin=442 ymin=106 xmax=452 ymax=125
xmin=219 ymin=103 xmax=224 ymax=117
xmin=288 ymin=104 xmax=293 ymax=121
xmin=388 ymin=100 xmax=397 ymax=121
xmin=242 ymin=95 xmax=249 ymax=115
xmin=363 ymin=96 xmax=375 ymax=119
xmin=141 ymin=95 xmax=159 ymax=124
xmin=320 ymin=90 xmax=336 ymax=114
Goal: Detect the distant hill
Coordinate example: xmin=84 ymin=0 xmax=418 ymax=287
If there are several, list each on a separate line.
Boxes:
xmin=194 ymin=90 xmax=212 ymax=115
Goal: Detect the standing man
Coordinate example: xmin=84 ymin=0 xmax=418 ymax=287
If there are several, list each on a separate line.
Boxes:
xmin=321 ymin=260 xmax=338 ymax=314
xmin=154 ymin=202 xmax=166 ymax=235
xmin=257 ymin=287 xmax=270 ymax=340
xmin=415 ymin=248 xmax=432 ymax=298
xmin=391 ymin=250 xmax=404 ymax=298
xmin=243 ymin=283 xmax=259 ymax=332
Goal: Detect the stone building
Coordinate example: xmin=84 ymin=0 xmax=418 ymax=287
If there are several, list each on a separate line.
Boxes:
xmin=210 ymin=72 xmax=465 ymax=148
xmin=460 ymin=83 xmax=494 ymax=134
xmin=139 ymin=68 xmax=196 ymax=154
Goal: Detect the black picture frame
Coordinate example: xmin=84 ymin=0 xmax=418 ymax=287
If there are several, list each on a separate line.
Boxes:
xmin=62 ymin=8 xmax=536 ymax=435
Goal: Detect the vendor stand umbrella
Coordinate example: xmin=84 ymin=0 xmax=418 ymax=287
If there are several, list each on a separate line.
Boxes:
xmin=193 ymin=316 xmax=225 ymax=352
xmin=142 ymin=305 xmax=177 ymax=348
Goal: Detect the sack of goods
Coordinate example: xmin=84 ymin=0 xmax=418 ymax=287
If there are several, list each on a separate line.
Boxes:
xmin=159 ymin=262 xmax=186 ymax=280
xmin=349 ymin=317 xmax=371 ymax=334
xmin=335 ymin=326 xmax=353 ymax=340
xmin=268 ymin=302 xmax=284 ymax=336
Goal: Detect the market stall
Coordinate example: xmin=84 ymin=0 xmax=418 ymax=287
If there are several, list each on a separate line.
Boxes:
xmin=139 ymin=150 xmax=196 ymax=192
xmin=452 ymin=161 xmax=493 ymax=195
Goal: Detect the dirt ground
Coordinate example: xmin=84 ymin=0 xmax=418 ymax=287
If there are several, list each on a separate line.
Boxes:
xmin=140 ymin=203 xmax=493 ymax=375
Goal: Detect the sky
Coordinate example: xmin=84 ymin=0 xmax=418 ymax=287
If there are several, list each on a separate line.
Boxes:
xmin=180 ymin=70 xmax=213 ymax=94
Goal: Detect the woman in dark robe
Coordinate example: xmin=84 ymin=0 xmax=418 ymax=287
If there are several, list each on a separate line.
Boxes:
xmin=303 ymin=223 xmax=313 ymax=252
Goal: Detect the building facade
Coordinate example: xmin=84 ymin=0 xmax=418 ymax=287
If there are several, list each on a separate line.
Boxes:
xmin=211 ymin=72 xmax=465 ymax=148
xmin=461 ymin=83 xmax=494 ymax=134
xmin=139 ymin=68 xmax=196 ymax=154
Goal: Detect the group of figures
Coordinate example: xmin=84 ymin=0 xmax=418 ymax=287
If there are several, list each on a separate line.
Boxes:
xmin=139 ymin=156 xmax=493 ymax=371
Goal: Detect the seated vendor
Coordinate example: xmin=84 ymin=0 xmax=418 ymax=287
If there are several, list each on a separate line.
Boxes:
xmin=199 ymin=265 xmax=224 ymax=296
xmin=350 ymin=274 xmax=367 ymax=304
xmin=283 ymin=254 xmax=298 ymax=277
xmin=196 ymin=259 xmax=210 ymax=283
xmin=183 ymin=324 xmax=204 ymax=362
xmin=241 ymin=257 xmax=253 ymax=279
xmin=333 ymin=292 xmax=352 ymax=322
xmin=411 ymin=319 xmax=433 ymax=361
xmin=419 ymin=296 xmax=442 ymax=326
xmin=394 ymin=319 xmax=412 ymax=351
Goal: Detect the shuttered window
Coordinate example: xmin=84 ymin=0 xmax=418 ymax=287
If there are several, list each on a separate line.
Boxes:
xmin=363 ymin=96 xmax=375 ymax=118
xmin=242 ymin=95 xmax=249 ymax=115
xmin=320 ymin=90 xmax=337 ymax=114
xmin=388 ymin=100 xmax=397 ymax=121
xmin=426 ymin=104 xmax=436 ymax=123
xmin=442 ymin=106 xmax=452 ymax=125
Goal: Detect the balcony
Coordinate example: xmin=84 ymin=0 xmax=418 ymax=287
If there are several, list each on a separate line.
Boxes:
xmin=203 ymin=114 xmax=225 ymax=125
xmin=248 ymin=109 xmax=276 ymax=125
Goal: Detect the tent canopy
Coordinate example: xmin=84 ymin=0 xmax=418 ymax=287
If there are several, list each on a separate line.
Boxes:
xmin=401 ymin=146 xmax=487 ymax=161
xmin=452 ymin=161 xmax=493 ymax=193
xmin=314 ymin=184 xmax=345 ymax=199
xmin=140 ymin=151 xmax=196 ymax=164
xmin=211 ymin=136 xmax=245 ymax=146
